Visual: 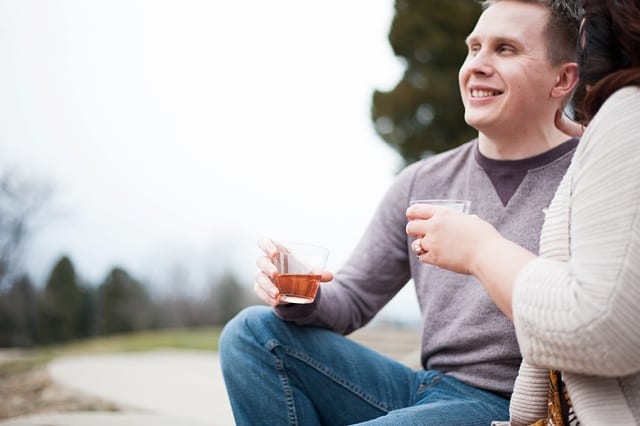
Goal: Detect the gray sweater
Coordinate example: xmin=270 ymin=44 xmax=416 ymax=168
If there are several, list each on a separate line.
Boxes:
xmin=276 ymin=138 xmax=577 ymax=396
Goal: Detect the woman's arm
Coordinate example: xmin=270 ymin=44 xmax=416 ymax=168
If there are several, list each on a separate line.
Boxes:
xmin=513 ymin=88 xmax=640 ymax=376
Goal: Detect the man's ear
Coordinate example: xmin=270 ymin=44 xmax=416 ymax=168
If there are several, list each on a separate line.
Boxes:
xmin=551 ymin=62 xmax=579 ymax=99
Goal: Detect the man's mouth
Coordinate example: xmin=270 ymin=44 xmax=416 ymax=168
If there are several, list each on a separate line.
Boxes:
xmin=470 ymin=89 xmax=503 ymax=98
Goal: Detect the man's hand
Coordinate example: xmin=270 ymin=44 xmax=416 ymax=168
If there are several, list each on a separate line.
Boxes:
xmin=254 ymin=238 xmax=333 ymax=306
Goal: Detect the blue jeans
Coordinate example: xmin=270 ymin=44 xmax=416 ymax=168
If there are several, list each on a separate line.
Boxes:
xmin=219 ymin=306 xmax=509 ymax=425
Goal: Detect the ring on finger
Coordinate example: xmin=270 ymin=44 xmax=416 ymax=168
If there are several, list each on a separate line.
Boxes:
xmin=413 ymin=239 xmax=427 ymax=256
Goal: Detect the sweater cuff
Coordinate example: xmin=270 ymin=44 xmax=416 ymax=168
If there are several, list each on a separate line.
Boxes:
xmin=274 ymin=286 xmax=322 ymax=324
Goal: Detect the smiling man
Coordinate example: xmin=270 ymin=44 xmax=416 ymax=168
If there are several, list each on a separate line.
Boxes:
xmin=220 ymin=1 xmax=582 ymax=425
xmin=461 ymin=0 xmax=578 ymax=160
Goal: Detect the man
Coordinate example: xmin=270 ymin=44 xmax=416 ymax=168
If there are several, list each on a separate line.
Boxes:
xmin=220 ymin=1 xmax=581 ymax=424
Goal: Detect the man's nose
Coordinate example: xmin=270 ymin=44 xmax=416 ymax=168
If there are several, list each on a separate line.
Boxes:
xmin=464 ymin=50 xmax=493 ymax=76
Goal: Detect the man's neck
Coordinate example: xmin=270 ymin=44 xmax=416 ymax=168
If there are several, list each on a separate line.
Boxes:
xmin=477 ymin=127 xmax=572 ymax=160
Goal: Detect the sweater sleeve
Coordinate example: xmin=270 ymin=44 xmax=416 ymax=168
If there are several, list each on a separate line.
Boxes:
xmin=509 ymin=360 xmax=549 ymax=426
xmin=275 ymin=162 xmax=416 ymax=333
xmin=512 ymin=87 xmax=640 ymax=377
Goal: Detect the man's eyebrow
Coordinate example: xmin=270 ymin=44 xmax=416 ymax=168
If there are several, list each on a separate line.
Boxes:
xmin=493 ymin=36 xmax=521 ymax=46
xmin=464 ymin=34 xmax=522 ymax=47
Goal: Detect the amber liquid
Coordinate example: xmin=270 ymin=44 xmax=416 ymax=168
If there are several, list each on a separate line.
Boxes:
xmin=274 ymin=273 xmax=321 ymax=304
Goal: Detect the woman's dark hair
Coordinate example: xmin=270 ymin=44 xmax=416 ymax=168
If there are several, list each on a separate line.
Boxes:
xmin=576 ymin=0 xmax=640 ymax=123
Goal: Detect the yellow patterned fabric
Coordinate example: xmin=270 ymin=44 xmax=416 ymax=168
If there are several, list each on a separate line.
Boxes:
xmin=528 ymin=370 xmax=580 ymax=426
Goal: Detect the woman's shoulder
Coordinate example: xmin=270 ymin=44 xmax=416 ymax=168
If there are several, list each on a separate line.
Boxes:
xmin=598 ymin=86 xmax=640 ymax=115
xmin=574 ymin=86 xmax=640 ymax=177
xmin=584 ymin=86 xmax=640 ymax=136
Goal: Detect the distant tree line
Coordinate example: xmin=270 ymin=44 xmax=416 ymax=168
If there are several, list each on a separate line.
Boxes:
xmin=0 ymin=255 xmax=256 ymax=347
xmin=0 ymin=170 xmax=257 ymax=348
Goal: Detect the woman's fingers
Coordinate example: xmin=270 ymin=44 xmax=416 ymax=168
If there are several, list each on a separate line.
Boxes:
xmin=555 ymin=109 xmax=585 ymax=138
xmin=406 ymin=219 xmax=427 ymax=238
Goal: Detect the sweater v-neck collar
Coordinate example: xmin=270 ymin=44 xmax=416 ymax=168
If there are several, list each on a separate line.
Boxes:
xmin=474 ymin=138 xmax=579 ymax=206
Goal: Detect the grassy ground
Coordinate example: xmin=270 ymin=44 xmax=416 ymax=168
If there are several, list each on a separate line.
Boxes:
xmin=0 ymin=326 xmax=222 ymax=375
xmin=0 ymin=327 xmax=222 ymax=419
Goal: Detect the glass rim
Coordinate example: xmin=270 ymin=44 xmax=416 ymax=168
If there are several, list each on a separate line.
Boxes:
xmin=409 ymin=199 xmax=471 ymax=205
xmin=278 ymin=241 xmax=330 ymax=254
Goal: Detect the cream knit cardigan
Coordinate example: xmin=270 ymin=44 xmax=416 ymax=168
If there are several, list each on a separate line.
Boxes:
xmin=509 ymin=87 xmax=640 ymax=425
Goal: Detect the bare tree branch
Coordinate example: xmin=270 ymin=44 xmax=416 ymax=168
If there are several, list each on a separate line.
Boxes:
xmin=0 ymin=169 xmax=53 ymax=289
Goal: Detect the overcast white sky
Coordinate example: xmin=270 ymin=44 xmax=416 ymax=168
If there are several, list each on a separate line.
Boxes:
xmin=0 ymin=0 xmax=422 ymax=322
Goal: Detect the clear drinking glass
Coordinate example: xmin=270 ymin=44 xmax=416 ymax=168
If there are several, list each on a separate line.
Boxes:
xmin=409 ymin=199 xmax=471 ymax=213
xmin=273 ymin=242 xmax=329 ymax=304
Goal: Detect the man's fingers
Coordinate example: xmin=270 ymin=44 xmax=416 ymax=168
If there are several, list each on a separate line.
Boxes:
xmin=256 ymin=255 xmax=278 ymax=277
xmin=257 ymin=238 xmax=278 ymax=257
xmin=254 ymin=271 xmax=280 ymax=306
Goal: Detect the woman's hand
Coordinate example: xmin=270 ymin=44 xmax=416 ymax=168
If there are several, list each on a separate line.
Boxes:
xmin=555 ymin=109 xmax=585 ymax=138
xmin=254 ymin=238 xmax=333 ymax=306
xmin=406 ymin=204 xmax=536 ymax=319
xmin=406 ymin=205 xmax=500 ymax=275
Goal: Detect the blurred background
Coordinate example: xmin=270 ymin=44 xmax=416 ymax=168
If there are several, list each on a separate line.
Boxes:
xmin=0 ymin=0 xmax=481 ymax=347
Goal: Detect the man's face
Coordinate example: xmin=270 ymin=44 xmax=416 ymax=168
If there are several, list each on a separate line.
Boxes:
xmin=459 ymin=1 xmax=560 ymax=137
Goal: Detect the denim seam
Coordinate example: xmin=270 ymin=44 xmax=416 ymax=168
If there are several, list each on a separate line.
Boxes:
xmin=280 ymin=345 xmax=392 ymax=413
xmin=414 ymin=373 xmax=441 ymax=402
xmin=426 ymin=374 xmax=441 ymax=388
xmin=275 ymin=357 xmax=299 ymax=426
xmin=264 ymin=339 xmax=300 ymax=425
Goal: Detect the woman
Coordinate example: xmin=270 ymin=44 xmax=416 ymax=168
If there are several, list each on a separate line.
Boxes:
xmin=406 ymin=0 xmax=640 ymax=424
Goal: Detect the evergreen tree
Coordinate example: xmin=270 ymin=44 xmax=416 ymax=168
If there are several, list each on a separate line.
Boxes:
xmin=4 ymin=275 xmax=38 ymax=346
xmin=37 ymin=256 xmax=84 ymax=343
xmin=0 ymin=295 xmax=12 ymax=346
xmin=371 ymin=0 xmax=482 ymax=166
xmin=76 ymin=283 xmax=96 ymax=338
xmin=95 ymin=267 xmax=154 ymax=334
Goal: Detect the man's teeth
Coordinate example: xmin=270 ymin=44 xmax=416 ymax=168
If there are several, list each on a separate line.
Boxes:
xmin=471 ymin=89 xmax=500 ymax=98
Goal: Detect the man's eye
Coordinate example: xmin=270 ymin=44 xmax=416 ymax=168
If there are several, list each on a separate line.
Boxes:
xmin=498 ymin=44 xmax=514 ymax=53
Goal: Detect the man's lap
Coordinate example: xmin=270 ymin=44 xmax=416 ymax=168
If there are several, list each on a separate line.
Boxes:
xmin=220 ymin=306 xmax=508 ymax=425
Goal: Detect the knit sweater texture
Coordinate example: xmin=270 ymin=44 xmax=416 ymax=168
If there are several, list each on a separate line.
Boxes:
xmin=276 ymin=138 xmax=577 ymax=396
xmin=510 ymin=87 xmax=640 ymax=425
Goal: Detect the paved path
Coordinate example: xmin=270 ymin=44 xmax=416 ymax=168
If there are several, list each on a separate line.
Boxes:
xmin=52 ymin=350 xmax=232 ymax=425
xmin=0 ymin=412 xmax=216 ymax=426
xmin=0 ymin=349 xmax=232 ymax=426
xmin=0 ymin=326 xmax=420 ymax=426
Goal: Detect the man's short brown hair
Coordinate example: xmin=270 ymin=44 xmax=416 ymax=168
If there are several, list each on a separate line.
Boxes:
xmin=479 ymin=0 xmax=581 ymax=65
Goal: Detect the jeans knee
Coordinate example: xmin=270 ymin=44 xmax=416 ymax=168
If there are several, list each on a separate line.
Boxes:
xmin=219 ymin=305 xmax=272 ymax=358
